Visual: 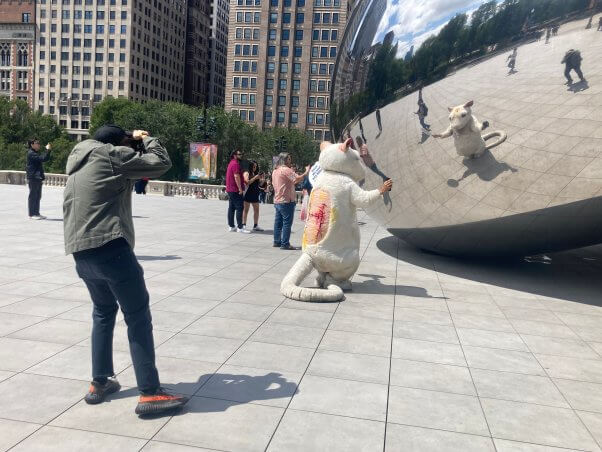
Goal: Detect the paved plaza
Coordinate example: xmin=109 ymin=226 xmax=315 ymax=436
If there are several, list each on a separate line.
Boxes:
xmin=0 ymin=184 xmax=602 ymax=451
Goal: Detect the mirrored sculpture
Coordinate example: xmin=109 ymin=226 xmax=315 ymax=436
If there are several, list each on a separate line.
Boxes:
xmin=330 ymin=0 xmax=602 ymax=256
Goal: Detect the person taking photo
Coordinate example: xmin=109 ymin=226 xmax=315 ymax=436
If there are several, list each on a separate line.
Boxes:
xmin=26 ymin=138 xmax=52 ymax=220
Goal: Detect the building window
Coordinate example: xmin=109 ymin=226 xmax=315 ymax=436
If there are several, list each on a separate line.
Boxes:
xmin=269 ymin=13 xmax=277 ymax=23
xmin=295 ymin=29 xmax=303 ymax=41
xmin=283 ymin=13 xmax=290 ymax=23
xmin=296 ymin=13 xmax=304 ymax=23
xmin=331 ymin=30 xmax=338 ymax=40
xmin=277 ymin=112 xmax=285 ymax=123
xmin=278 ymin=95 xmax=286 ymax=106
xmin=281 ymin=46 xmax=289 ymax=57
xmin=249 ymin=110 xmax=255 ymax=121
xmin=282 ymin=29 xmax=290 ymax=40
xmin=233 ymin=77 xmax=240 ymax=88
xmin=291 ymin=96 xmax=299 ymax=107
xmin=280 ymin=63 xmax=288 ymax=73
xmin=22 ymin=13 xmax=31 ymax=23
xmin=251 ymin=78 xmax=257 ymax=88
xmin=264 ymin=111 xmax=272 ymax=122
xmin=268 ymin=46 xmax=275 ymax=57
xmin=292 ymin=79 xmax=300 ymax=90
xmin=16 ymin=71 xmax=28 ymax=90
xmin=290 ymin=112 xmax=298 ymax=123
xmin=279 ymin=79 xmax=287 ymax=89
xmin=294 ymin=46 xmax=302 ymax=57
xmin=265 ymin=95 xmax=273 ymax=106
xmin=267 ymin=62 xmax=275 ymax=73
xmin=333 ymin=13 xmax=339 ymax=23
xmin=330 ymin=47 xmax=337 ymax=58
xmin=266 ymin=78 xmax=274 ymax=89
xmin=269 ymin=29 xmax=276 ymax=40
xmin=313 ymin=13 xmax=320 ymax=23
xmin=250 ymin=94 xmax=256 ymax=105
xmin=293 ymin=63 xmax=301 ymax=74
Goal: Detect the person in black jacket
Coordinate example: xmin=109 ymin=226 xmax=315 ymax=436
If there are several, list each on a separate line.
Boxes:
xmin=26 ymin=138 xmax=52 ymax=219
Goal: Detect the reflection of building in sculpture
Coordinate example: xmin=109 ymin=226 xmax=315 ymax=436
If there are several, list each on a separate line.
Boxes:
xmin=331 ymin=0 xmax=386 ymax=107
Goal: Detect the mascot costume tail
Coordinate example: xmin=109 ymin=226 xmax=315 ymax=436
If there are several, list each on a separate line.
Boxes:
xmin=280 ymin=139 xmax=392 ymax=302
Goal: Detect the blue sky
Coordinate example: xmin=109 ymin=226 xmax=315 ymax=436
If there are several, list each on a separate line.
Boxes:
xmin=374 ymin=0 xmax=487 ymax=56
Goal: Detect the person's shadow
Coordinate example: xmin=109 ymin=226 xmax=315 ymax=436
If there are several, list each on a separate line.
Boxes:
xmin=420 ymin=129 xmax=430 ymax=144
xmin=353 ymin=273 xmax=446 ymax=298
xmin=108 ymin=371 xmax=299 ymax=418
xmin=568 ymin=80 xmax=589 ymax=93
xmin=447 ymin=150 xmax=517 ymax=187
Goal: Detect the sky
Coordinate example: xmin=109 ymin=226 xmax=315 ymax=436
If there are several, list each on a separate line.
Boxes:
xmin=374 ymin=0 xmax=487 ymax=57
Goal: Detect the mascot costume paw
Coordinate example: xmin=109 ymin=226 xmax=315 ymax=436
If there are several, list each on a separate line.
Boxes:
xmin=280 ymin=139 xmax=392 ymax=302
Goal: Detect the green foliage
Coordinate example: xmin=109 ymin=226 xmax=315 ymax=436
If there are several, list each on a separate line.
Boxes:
xmin=0 ymin=97 xmax=71 ymax=173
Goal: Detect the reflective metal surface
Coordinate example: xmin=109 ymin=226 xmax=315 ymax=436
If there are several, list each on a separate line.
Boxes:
xmin=331 ymin=0 xmax=602 ymax=256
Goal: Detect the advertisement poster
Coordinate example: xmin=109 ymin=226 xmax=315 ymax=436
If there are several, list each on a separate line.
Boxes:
xmin=189 ymin=143 xmax=217 ymax=180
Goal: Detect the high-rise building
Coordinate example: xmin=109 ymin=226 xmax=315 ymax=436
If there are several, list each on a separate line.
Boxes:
xmin=207 ymin=0 xmax=229 ymax=106
xmin=184 ymin=0 xmax=212 ymax=106
xmin=224 ymin=0 xmax=352 ymax=142
xmin=0 ymin=0 xmax=36 ymax=108
xmin=35 ymin=0 xmax=187 ymax=139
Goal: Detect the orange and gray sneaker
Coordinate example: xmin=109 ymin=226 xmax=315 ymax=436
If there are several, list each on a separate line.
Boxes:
xmin=135 ymin=388 xmax=189 ymax=415
xmin=84 ymin=379 xmax=121 ymax=404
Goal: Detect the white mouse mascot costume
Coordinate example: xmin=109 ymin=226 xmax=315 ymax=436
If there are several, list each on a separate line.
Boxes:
xmin=280 ymin=139 xmax=390 ymax=302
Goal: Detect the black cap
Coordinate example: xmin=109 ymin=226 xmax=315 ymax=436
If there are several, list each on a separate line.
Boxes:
xmin=93 ymin=124 xmax=132 ymax=146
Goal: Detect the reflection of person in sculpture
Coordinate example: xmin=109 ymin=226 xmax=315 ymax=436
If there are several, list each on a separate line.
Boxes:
xmin=414 ymin=88 xmax=430 ymax=130
xmin=375 ymin=107 xmax=382 ymax=132
xmin=562 ymin=49 xmax=586 ymax=85
xmin=507 ymin=47 xmax=517 ymax=74
xmin=359 ymin=117 xmax=367 ymax=143
xmin=355 ymin=136 xmax=389 ymax=182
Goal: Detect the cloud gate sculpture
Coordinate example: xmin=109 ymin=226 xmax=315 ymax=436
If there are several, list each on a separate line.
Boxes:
xmin=330 ymin=0 xmax=602 ymax=257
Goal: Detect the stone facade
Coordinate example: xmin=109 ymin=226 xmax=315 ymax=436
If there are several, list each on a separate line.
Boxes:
xmin=184 ymin=0 xmax=212 ymax=106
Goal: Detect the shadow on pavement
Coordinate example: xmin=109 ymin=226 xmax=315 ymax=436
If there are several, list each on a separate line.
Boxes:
xmin=354 ymin=273 xmax=446 ymax=298
xmin=377 ymin=235 xmax=602 ymax=306
xmin=136 ymin=255 xmax=182 ymax=261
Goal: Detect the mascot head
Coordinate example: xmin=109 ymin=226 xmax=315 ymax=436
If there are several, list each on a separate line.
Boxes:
xmin=448 ymin=100 xmax=474 ymax=130
xmin=319 ymin=139 xmax=366 ymax=183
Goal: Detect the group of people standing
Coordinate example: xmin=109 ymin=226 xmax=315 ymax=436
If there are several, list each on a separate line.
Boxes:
xmin=225 ymin=150 xmax=308 ymax=250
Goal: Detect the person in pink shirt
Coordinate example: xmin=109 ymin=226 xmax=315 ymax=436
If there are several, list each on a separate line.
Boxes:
xmin=225 ymin=150 xmax=250 ymax=233
xmin=271 ymin=152 xmax=309 ymax=250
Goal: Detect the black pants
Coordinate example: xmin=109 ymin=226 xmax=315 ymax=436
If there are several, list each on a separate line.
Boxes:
xmin=565 ymin=64 xmax=584 ymax=82
xmin=74 ymin=239 xmax=160 ymax=394
xmin=28 ymin=178 xmax=42 ymax=217
xmin=227 ymin=192 xmax=244 ymax=228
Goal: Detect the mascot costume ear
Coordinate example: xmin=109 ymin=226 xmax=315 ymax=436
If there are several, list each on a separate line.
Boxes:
xmin=280 ymin=140 xmax=391 ymax=302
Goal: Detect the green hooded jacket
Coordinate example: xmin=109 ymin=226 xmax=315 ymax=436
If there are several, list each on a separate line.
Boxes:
xmin=63 ymin=136 xmax=171 ymax=254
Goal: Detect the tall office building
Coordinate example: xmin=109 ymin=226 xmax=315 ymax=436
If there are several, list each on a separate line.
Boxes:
xmin=184 ymin=0 xmax=212 ymax=106
xmin=207 ymin=0 xmax=228 ymax=106
xmin=224 ymin=0 xmax=351 ymax=142
xmin=0 ymin=0 xmax=36 ymax=108
xmin=35 ymin=0 xmax=187 ymax=139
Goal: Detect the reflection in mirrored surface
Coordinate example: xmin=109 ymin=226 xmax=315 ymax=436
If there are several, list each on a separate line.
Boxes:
xmin=331 ymin=0 xmax=602 ymax=256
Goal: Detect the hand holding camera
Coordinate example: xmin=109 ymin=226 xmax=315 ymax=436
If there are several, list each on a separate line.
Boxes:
xmin=379 ymin=179 xmax=393 ymax=194
xmin=132 ymin=130 xmax=149 ymax=140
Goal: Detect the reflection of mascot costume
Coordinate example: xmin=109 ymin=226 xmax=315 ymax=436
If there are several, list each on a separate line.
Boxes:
xmin=280 ymin=140 xmax=391 ymax=302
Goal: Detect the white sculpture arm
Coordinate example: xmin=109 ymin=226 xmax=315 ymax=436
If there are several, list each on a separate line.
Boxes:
xmin=350 ymin=183 xmax=382 ymax=209
xmin=433 ymin=126 xmax=453 ymax=138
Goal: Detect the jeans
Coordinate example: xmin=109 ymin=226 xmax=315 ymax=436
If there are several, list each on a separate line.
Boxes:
xmin=259 ymin=191 xmax=266 ymax=204
xmin=74 ymin=239 xmax=160 ymax=394
xmin=28 ymin=178 xmax=42 ymax=216
xmin=227 ymin=192 xmax=244 ymax=228
xmin=274 ymin=202 xmax=296 ymax=247
xmin=565 ymin=64 xmax=584 ymax=83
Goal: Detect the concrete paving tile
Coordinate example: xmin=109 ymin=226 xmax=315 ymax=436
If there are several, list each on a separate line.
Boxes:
xmin=0 ymin=419 xmax=41 ymax=452
xmin=463 ymin=346 xmax=546 ymax=375
xmin=307 ymin=350 xmax=390 ymax=384
xmin=387 ymin=386 xmax=489 ymax=435
xmin=0 ymin=297 xmax=84 ymax=318
xmin=577 ymin=411 xmax=602 ymax=447
xmin=447 ymin=300 xmax=506 ymax=317
xmin=0 ymin=370 xmax=14 ymax=383
xmin=152 ymin=297 xmax=220 ymax=315
xmin=392 ymin=337 xmax=466 ymax=366
xmin=481 ymin=398 xmax=599 ymax=450
xmin=27 ymin=345 xmax=131 ymax=381
xmin=394 ymin=307 xmax=452 ymax=326
xmin=142 ymin=441 xmax=216 ymax=451
xmin=0 ymin=373 xmax=84 ymax=423
xmin=0 ymin=293 xmax=28 ymax=308
xmin=156 ymin=333 xmax=243 ymax=363
xmin=226 ymin=290 xmax=285 ymax=306
xmin=207 ymin=302 xmax=275 ymax=322
xmin=176 ymin=278 xmax=248 ymax=301
xmin=0 ymin=312 xmax=45 ymax=336
xmin=117 ymin=357 xmax=219 ymax=395
xmin=290 ymin=374 xmax=388 ymax=421
xmin=8 ymin=318 xmax=90 ymax=345
xmin=78 ymin=324 xmax=175 ymax=352
xmin=0 ymin=281 xmax=67 ymax=297
xmin=267 ymin=307 xmax=332 ymax=328
xmin=472 ymin=369 xmax=569 ymax=408
xmin=451 ymin=313 xmax=516 ymax=332
xmin=146 ymin=310 xmax=201 ymax=333
xmin=550 ymin=312 xmax=602 ymax=328
xmin=250 ymin=323 xmax=324 ymax=348
xmin=536 ymin=354 xmax=602 ymax=383
xmin=0 ymin=337 xmax=68 ymax=372
xmin=390 ymin=359 xmax=475 ymax=395
xmin=554 ymin=379 xmax=602 ymax=413
xmin=328 ymin=313 xmax=392 ymax=336
xmin=268 ymin=410 xmax=384 ymax=452
xmin=9 ymin=426 xmax=146 ymax=451
xmin=227 ymin=341 xmax=314 ymax=373
xmin=196 ymin=364 xmax=300 ymax=407
xmin=457 ymin=328 xmax=529 ymax=351
xmin=394 ymin=296 xmax=449 ymax=312
xmin=509 ymin=319 xmax=580 ymax=339
xmin=521 ymin=335 xmax=599 ymax=359
xmin=183 ymin=316 xmax=261 ymax=340
xmin=280 ymin=298 xmax=339 ymax=312
xmin=51 ymin=394 xmax=171 ymax=439
xmin=385 ymin=424 xmax=495 ymax=452
xmin=494 ymin=438 xmax=582 ymax=451
xmin=393 ymin=321 xmax=459 ymax=344
xmin=319 ymin=329 xmax=391 ymax=357
xmin=155 ymin=396 xmax=284 ymax=452
xmin=41 ymin=284 xmax=93 ymax=302
xmin=568 ymin=326 xmax=602 ymax=343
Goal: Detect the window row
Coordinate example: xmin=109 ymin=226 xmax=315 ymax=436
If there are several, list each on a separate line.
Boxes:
xmin=234 ymin=28 xmax=261 ymax=40
xmin=231 ymin=109 xmax=255 ymax=122
xmin=268 ymin=45 xmax=302 ymax=57
xmin=39 ymin=9 xmax=127 ymax=19
xmin=307 ymin=128 xmax=331 ymax=141
xmin=309 ymin=79 xmax=330 ymax=92
xmin=264 ymin=94 xmax=301 ymax=107
xmin=269 ymin=0 xmax=306 ymax=6
xmin=232 ymin=76 xmax=257 ymax=88
xmin=39 ymin=50 xmax=127 ymax=62
xmin=314 ymin=0 xmax=340 ymax=5
xmin=268 ymin=29 xmax=304 ymax=41
xmin=40 ymin=65 xmax=126 ymax=76
xmin=307 ymin=112 xmax=329 ymax=125
xmin=263 ymin=111 xmax=298 ymax=124
xmin=39 ymin=0 xmax=128 ymax=5
xmin=311 ymin=46 xmax=337 ymax=58
xmin=231 ymin=93 xmax=257 ymax=105
xmin=310 ymin=63 xmax=334 ymax=75
xmin=38 ymin=23 xmax=127 ymax=34
xmin=236 ymin=0 xmax=261 ymax=5
xmin=236 ymin=11 xmax=261 ymax=23
xmin=39 ymin=38 xmax=127 ymax=49
xmin=269 ymin=12 xmax=304 ymax=24
xmin=313 ymin=12 xmax=339 ymax=23
xmin=39 ymin=78 xmax=125 ymax=89
xmin=234 ymin=44 xmax=259 ymax=56
xmin=233 ymin=60 xmax=258 ymax=73
xmin=312 ymin=29 xmax=338 ymax=41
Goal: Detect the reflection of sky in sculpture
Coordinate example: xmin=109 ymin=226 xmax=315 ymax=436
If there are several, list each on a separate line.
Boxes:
xmin=375 ymin=0 xmax=497 ymax=55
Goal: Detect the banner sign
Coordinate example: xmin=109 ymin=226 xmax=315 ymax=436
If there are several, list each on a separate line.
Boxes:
xmin=189 ymin=143 xmax=217 ymax=180
xmin=308 ymin=162 xmax=322 ymax=186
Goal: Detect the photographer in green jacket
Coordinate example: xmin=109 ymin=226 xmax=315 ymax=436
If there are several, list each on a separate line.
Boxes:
xmin=63 ymin=124 xmax=188 ymax=416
